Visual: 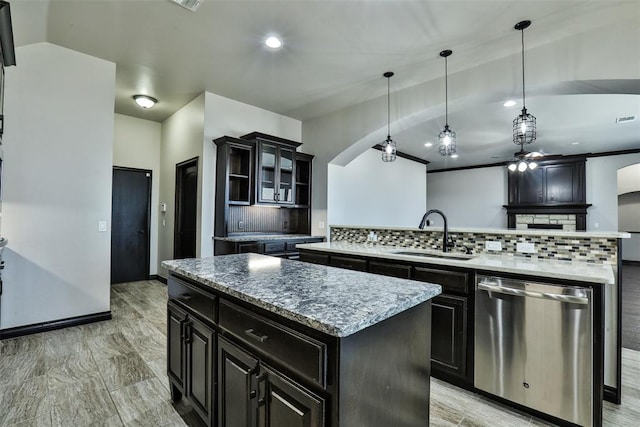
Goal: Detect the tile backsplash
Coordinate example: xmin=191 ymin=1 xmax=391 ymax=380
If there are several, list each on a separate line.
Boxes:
xmin=330 ymin=226 xmax=618 ymax=265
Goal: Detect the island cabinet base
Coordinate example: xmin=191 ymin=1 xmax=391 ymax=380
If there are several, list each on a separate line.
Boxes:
xmin=166 ymin=272 xmax=433 ymax=427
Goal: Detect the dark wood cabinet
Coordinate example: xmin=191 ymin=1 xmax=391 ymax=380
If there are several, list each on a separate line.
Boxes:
xmin=260 ymin=365 xmax=324 ymax=427
xmin=295 ymin=153 xmax=313 ymax=207
xmin=167 ymin=301 xmax=216 ymax=426
xmin=508 ymin=158 xmax=586 ymax=205
xmin=185 ymin=316 xmax=215 ymax=424
xmin=298 ymin=248 xmax=474 ymax=386
xmin=215 ymin=237 xmax=324 ymax=258
xmin=256 ymin=140 xmax=296 ymax=205
xmin=217 ymin=336 xmax=259 ymax=427
xmin=431 ymin=294 xmax=468 ymax=377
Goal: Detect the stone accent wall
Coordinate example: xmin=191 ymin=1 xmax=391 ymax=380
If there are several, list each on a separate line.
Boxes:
xmin=330 ymin=226 xmax=618 ymax=265
xmin=515 ymin=214 xmax=577 ymax=231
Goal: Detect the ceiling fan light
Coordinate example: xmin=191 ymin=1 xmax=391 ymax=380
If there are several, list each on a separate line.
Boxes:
xmin=508 ymin=163 xmax=517 ymax=172
xmin=529 ymin=161 xmax=537 ymax=170
xmin=518 ymin=161 xmax=528 ymax=172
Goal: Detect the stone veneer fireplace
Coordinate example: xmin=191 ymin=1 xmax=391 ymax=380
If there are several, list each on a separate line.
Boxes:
xmin=515 ymin=214 xmax=577 ymax=231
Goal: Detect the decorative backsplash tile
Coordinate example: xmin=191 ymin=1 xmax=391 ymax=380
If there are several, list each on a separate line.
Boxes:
xmin=330 ymin=227 xmax=618 ymax=265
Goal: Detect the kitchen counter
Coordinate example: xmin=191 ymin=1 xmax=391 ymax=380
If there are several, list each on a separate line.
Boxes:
xmin=213 ymin=234 xmax=325 ymax=242
xmin=162 ymin=253 xmax=442 ymax=337
xmin=296 ymin=241 xmax=616 ymax=285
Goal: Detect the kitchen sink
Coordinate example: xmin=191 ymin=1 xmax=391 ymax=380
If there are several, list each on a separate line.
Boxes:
xmin=393 ymin=251 xmax=474 ymax=261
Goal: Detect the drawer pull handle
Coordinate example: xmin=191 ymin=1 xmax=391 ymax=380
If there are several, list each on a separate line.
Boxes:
xmin=245 ymin=328 xmax=269 ymax=343
xmin=178 ymin=294 xmax=193 ymax=301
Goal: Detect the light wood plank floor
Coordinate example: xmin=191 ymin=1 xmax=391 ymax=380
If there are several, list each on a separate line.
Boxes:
xmin=0 ymin=279 xmax=638 ymax=426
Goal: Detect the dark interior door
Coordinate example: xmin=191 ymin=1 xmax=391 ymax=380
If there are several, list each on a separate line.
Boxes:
xmin=111 ymin=167 xmax=151 ymax=284
xmin=174 ymin=157 xmax=198 ymax=259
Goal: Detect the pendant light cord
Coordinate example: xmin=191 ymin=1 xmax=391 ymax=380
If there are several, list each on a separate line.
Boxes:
xmin=445 ymin=55 xmax=449 ymax=126
xmin=521 ymin=28 xmax=526 ymax=110
xmin=387 ymin=76 xmax=391 ymax=139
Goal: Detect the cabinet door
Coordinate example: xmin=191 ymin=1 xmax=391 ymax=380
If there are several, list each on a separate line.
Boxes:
xmin=167 ymin=302 xmax=187 ymax=394
xmin=299 ymin=251 xmax=329 ymax=265
xmin=259 ymin=365 xmax=324 ymax=427
xmin=278 ymin=147 xmax=295 ymax=205
xmin=185 ymin=316 xmax=215 ymax=426
xmin=329 ymin=255 xmax=368 ymax=271
xmin=545 ymin=163 xmax=580 ymax=203
xmin=257 ymin=142 xmax=278 ymax=204
xmin=518 ymin=168 xmax=544 ymax=204
xmin=431 ymin=294 xmax=467 ymax=378
xmin=369 ymin=261 xmax=412 ymax=278
xmin=218 ymin=337 xmax=260 ymax=427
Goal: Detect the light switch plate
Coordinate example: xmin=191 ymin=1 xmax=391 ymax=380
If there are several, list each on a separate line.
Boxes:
xmin=98 ymin=221 xmax=107 ymax=232
xmin=516 ymin=242 xmax=536 ymax=253
xmin=485 ymin=241 xmax=502 ymax=251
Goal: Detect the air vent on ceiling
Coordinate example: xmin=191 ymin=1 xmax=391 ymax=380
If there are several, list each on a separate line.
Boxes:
xmin=170 ymin=0 xmax=201 ymax=12
xmin=616 ymin=115 xmax=636 ymax=124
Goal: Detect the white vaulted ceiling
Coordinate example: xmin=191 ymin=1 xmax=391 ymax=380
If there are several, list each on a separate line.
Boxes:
xmin=9 ymin=0 xmax=640 ymax=169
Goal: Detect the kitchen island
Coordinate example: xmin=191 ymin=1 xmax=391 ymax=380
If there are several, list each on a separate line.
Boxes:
xmin=162 ymin=253 xmax=442 ymax=427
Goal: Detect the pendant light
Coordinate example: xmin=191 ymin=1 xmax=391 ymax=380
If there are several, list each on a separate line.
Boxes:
xmin=438 ymin=50 xmax=456 ymax=157
xmin=381 ymin=71 xmax=397 ymax=162
xmin=513 ymin=20 xmax=536 ymax=145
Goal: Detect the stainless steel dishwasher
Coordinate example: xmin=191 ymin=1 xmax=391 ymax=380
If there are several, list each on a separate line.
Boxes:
xmin=475 ymin=275 xmax=593 ymax=426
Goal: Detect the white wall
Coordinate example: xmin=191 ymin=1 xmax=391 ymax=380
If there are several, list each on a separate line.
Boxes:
xmin=617 ymin=163 xmax=640 ymax=195
xmin=1 ymin=43 xmax=115 ymax=329
xmin=587 ymin=153 xmax=640 ymax=231
xmin=113 ymin=114 xmax=162 ymax=275
xmin=158 ymin=94 xmax=205 ymax=277
xmin=328 ymin=149 xmax=426 ymax=228
xmin=427 ymin=166 xmax=507 ymax=228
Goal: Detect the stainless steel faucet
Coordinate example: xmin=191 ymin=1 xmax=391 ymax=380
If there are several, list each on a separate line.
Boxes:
xmin=418 ymin=209 xmax=453 ymax=253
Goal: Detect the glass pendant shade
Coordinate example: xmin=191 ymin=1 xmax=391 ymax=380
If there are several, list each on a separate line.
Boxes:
xmin=381 ymin=136 xmax=397 ymax=162
xmin=438 ymin=125 xmax=457 ymax=156
xmin=381 ymin=71 xmax=397 ymax=162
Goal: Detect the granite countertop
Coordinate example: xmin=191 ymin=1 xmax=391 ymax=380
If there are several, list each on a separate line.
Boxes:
xmin=213 ymin=234 xmax=325 ymax=242
xmin=162 ymin=253 xmax=442 ymax=337
xmin=330 ymin=224 xmax=631 ymax=239
xmin=296 ymin=242 xmax=616 ymax=285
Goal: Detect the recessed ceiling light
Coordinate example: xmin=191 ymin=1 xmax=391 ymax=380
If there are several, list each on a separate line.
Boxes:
xmin=424 ymin=142 xmax=433 ymax=147
xmin=451 ymin=154 xmax=459 ymax=159
xmin=265 ymin=36 xmax=283 ymax=49
xmin=503 ymin=100 xmax=517 ymax=107
xmin=571 ymin=141 xmax=580 ymax=145
xmin=170 ymin=0 xmax=201 ymax=12
xmin=133 ymin=95 xmax=157 ymax=109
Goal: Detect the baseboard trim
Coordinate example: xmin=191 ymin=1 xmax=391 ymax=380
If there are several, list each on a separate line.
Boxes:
xmin=622 ymin=260 xmax=640 ymax=267
xmin=156 ymin=275 xmax=167 ymax=284
xmin=0 ymin=311 xmax=112 ymax=340
xmin=604 ymin=385 xmax=621 ymax=404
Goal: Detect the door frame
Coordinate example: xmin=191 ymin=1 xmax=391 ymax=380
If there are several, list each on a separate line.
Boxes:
xmin=112 ymin=166 xmax=152 ymax=282
xmin=174 ymin=157 xmax=199 ymax=259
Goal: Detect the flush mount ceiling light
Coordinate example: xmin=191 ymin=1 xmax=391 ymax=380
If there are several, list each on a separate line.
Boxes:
xmin=513 ymin=20 xmax=536 ymax=145
xmin=265 ymin=35 xmax=283 ymax=49
xmin=438 ymin=49 xmax=456 ymax=157
xmin=424 ymin=142 xmax=433 ymax=147
xmin=503 ymin=100 xmax=517 ymax=107
xmin=381 ymin=71 xmax=397 ymax=162
xmin=133 ymin=95 xmax=157 ymax=109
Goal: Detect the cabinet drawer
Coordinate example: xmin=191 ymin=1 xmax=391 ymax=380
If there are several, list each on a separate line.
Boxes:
xmin=264 ymin=241 xmax=286 ymax=254
xmin=219 ymin=300 xmax=326 ymax=387
xmin=299 ymin=251 xmax=329 ymax=265
xmin=369 ymin=261 xmax=412 ymax=278
xmin=413 ymin=267 xmax=469 ymax=294
xmin=330 ymin=255 xmax=368 ymax=271
xmin=168 ymin=275 xmax=217 ymax=323
xmin=238 ymin=242 xmax=262 ymax=254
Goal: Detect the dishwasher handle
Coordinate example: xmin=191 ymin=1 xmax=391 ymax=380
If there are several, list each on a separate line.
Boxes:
xmin=478 ymin=281 xmax=589 ymax=305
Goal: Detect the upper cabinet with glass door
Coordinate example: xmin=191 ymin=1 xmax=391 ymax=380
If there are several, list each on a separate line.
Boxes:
xmin=242 ymin=133 xmax=302 ymax=206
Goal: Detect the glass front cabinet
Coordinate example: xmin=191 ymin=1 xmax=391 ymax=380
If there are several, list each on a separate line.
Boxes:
xmin=256 ymin=140 xmax=296 ymax=205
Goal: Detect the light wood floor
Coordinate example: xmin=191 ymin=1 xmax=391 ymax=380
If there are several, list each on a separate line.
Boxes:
xmin=0 ymin=279 xmax=638 ymax=426
xmin=622 ymin=264 xmax=640 ymax=351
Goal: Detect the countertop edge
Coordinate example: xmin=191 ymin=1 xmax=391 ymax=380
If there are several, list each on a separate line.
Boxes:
xmin=296 ymin=243 xmax=615 ymax=285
